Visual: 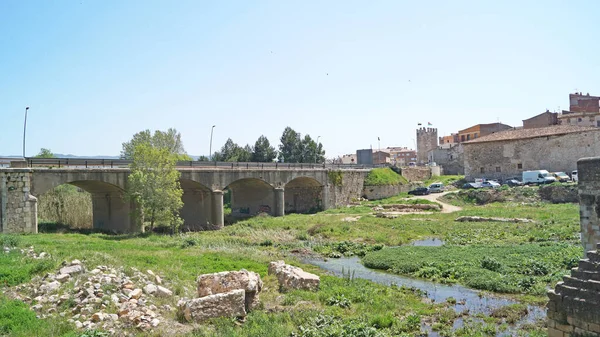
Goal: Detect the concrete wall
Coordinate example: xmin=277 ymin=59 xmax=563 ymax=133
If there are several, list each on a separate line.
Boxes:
xmin=0 ymin=169 xmax=37 ymax=233
xmin=362 ymin=184 xmax=413 ymax=200
xmin=463 ymin=130 xmax=600 ymax=181
xmin=416 ymin=128 xmax=438 ymax=165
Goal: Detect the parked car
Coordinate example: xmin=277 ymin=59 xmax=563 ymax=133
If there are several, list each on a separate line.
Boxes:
xmin=504 ymin=179 xmax=523 ymax=187
xmin=522 ymin=170 xmax=557 ymax=185
xmin=462 ymin=182 xmax=480 ymax=189
xmin=480 ymin=181 xmax=501 ymax=189
xmin=552 ymin=172 xmax=571 ymax=182
xmin=571 ymin=170 xmax=578 ymax=182
xmin=408 ymin=187 xmax=430 ymax=195
xmin=428 ymin=183 xmax=445 ymax=193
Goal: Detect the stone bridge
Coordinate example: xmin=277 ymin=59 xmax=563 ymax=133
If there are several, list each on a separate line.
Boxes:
xmin=0 ymin=167 xmax=367 ymax=233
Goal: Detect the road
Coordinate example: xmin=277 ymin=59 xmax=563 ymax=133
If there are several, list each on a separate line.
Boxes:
xmin=417 ymin=191 xmax=462 ymax=213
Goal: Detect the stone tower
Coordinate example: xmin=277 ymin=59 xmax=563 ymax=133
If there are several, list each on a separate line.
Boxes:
xmin=416 ymin=127 xmax=438 ymax=165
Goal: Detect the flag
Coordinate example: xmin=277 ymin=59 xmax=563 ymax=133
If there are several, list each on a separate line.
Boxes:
xmin=427 ymin=122 xmax=432 ymax=126
xmin=417 ymin=123 xmax=422 ymax=126
xmin=377 ymin=137 xmax=380 ymax=141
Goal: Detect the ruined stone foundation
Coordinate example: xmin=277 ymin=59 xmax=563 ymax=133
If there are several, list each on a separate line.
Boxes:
xmin=548 ymin=243 xmax=600 ymax=337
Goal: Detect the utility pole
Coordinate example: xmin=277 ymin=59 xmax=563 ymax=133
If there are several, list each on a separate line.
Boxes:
xmin=209 ymin=125 xmax=216 ymax=161
xmin=22 ymin=107 xmax=30 ymax=158
xmin=316 ymin=136 xmax=321 ymax=163
xmin=378 ymin=137 xmax=381 ymax=166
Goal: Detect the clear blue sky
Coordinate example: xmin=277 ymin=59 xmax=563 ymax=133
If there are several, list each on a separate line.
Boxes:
xmin=1 ymin=0 xmax=599 ymax=158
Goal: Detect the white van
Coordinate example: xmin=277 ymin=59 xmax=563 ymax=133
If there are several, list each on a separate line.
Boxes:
xmin=522 ymin=170 xmax=556 ymax=185
xmin=428 ymin=183 xmax=445 ymax=193
xmin=572 ymin=170 xmax=578 ymax=182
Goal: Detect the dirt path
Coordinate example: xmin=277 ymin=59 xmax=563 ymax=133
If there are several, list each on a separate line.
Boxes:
xmin=418 ymin=191 xmax=462 ymax=213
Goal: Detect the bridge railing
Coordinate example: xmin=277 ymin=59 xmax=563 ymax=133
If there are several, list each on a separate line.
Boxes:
xmin=24 ymin=158 xmax=378 ymax=170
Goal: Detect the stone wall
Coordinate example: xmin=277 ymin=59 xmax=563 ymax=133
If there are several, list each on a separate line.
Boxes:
xmin=401 ymin=167 xmax=431 ymax=182
xmin=546 ymin=156 xmax=600 ymax=337
xmin=285 ymin=186 xmax=322 ymax=213
xmin=326 ymin=170 xmax=367 ymax=207
xmin=0 ymin=169 xmax=37 ymax=233
xmin=463 ymin=130 xmax=600 ymax=181
xmin=362 ymin=184 xmax=414 ymax=200
xmin=416 ymin=127 xmax=438 ymax=165
xmin=429 ymin=144 xmax=465 ymax=175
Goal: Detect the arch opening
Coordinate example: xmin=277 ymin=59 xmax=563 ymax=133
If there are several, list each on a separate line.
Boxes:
xmin=285 ymin=177 xmax=324 ymax=214
xmin=225 ymin=178 xmax=275 ymax=218
xmin=179 ymin=179 xmax=214 ymax=231
xmin=36 ymin=180 xmax=135 ymax=233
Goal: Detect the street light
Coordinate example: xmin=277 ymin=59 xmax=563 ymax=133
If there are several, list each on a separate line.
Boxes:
xmin=378 ymin=137 xmax=381 ymax=166
xmin=209 ymin=125 xmax=216 ymax=161
xmin=22 ymin=107 xmax=30 ymax=158
xmin=315 ymin=136 xmax=321 ymax=163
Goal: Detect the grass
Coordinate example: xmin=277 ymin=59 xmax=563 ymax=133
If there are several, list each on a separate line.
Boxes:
xmin=364 ymin=168 xmax=408 ymax=186
xmin=423 ymin=175 xmax=464 ymax=186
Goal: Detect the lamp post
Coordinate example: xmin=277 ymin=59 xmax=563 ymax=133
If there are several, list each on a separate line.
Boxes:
xmin=22 ymin=107 xmax=30 ymax=158
xmin=209 ymin=125 xmax=216 ymax=161
xmin=377 ymin=137 xmax=381 ymax=166
xmin=316 ymin=136 xmax=321 ymax=163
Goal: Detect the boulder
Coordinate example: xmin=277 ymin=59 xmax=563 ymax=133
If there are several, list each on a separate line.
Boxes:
xmin=129 ymin=289 xmax=143 ymax=299
xmin=197 ymin=270 xmax=262 ymax=310
xmin=59 ymin=264 xmax=84 ymax=276
xmin=41 ymin=281 xmax=61 ymax=293
xmin=143 ymin=284 xmax=157 ymax=295
xmin=56 ymin=274 xmax=70 ymax=283
xmin=268 ymin=261 xmax=320 ymax=291
xmin=156 ymin=285 xmax=172 ymax=297
xmin=179 ymin=289 xmax=246 ymax=322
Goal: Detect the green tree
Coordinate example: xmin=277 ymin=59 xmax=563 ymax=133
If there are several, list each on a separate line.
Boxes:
xmin=126 ymin=143 xmax=184 ymax=233
xmin=197 ymin=155 xmax=209 ymax=162
xmin=279 ymin=127 xmax=301 ymax=163
xmin=35 ymin=148 xmax=55 ymax=158
xmin=121 ymin=128 xmax=191 ymax=161
xmin=300 ymin=135 xmax=325 ymax=163
xmin=251 ymin=135 xmax=277 ymax=162
xmin=212 ymin=139 xmax=254 ymax=162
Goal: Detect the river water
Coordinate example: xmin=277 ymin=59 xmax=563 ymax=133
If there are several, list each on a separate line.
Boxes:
xmin=304 ymin=254 xmax=546 ymax=335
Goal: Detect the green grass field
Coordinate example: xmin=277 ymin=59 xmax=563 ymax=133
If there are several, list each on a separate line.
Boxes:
xmin=0 ymin=183 xmax=576 ymax=336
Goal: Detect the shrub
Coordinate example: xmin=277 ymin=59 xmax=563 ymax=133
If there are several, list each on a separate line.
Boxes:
xmin=325 ymin=294 xmax=351 ymax=308
xmin=480 ymin=256 xmax=502 ymax=272
xmin=0 ymin=235 xmax=20 ymax=248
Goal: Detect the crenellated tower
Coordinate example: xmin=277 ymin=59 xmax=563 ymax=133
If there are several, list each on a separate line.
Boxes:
xmin=416 ymin=127 xmax=438 ymax=165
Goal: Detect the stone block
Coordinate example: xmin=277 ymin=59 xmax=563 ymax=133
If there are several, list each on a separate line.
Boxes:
xmin=548 ymin=327 xmax=564 ymax=337
xmin=197 ymin=270 xmax=262 ymax=311
xmin=556 ymin=323 xmax=574 ymax=333
xmin=179 ymin=289 xmax=246 ymax=322
xmin=590 ymin=322 xmax=600 ymax=333
xmin=269 ymin=260 xmax=320 ymax=291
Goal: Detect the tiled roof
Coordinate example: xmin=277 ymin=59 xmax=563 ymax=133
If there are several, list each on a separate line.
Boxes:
xmin=463 ymin=125 xmax=600 ymax=144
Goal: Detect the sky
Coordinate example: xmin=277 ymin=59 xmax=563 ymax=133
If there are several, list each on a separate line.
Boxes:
xmin=1 ymin=0 xmax=600 ymax=158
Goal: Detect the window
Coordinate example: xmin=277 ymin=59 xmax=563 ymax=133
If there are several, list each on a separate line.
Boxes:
xmin=474 ymin=133 xmax=478 ymax=139
xmin=597 ymin=120 xmax=600 ymax=127
xmin=517 ymin=163 xmax=522 ymax=169
xmin=461 ymin=135 xmax=465 ymax=142
xmin=480 ymin=167 xmax=485 ymax=173
xmin=450 ymin=155 xmax=453 ymax=160
xmin=578 ymin=118 xmax=583 ymax=122
xmin=496 ymin=167 xmax=501 ymax=172
xmin=467 ymin=134 xmax=471 ymax=140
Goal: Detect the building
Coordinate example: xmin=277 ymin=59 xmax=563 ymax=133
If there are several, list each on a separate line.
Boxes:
xmin=428 ymin=143 xmax=464 ymax=175
xmin=340 ymin=154 xmax=357 ymax=164
xmin=557 ymin=92 xmax=600 ymax=127
xmin=386 ymin=147 xmax=417 ymax=166
xmin=416 ymin=127 xmax=438 ymax=165
xmin=439 ymin=133 xmax=459 ymax=145
xmin=457 ymin=123 xmax=513 ymax=143
xmin=372 ymin=150 xmax=391 ymax=165
xmin=522 ymin=110 xmax=559 ymax=129
xmin=356 ymin=149 xmax=373 ymax=165
xmin=462 ymin=125 xmax=600 ymax=181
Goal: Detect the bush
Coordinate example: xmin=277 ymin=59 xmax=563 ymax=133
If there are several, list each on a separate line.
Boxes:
xmin=325 ymin=294 xmax=351 ymax=308
xmin=0 ymin=235 xmax=20 ymax=248
xmin=480 ymin=256 xmax=502 ymax=272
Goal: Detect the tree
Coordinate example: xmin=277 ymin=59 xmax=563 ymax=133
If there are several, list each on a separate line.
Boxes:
xmin=279 ymin=127 xmax=301 ymax=163
xmin=126 ymin=143 xmax=184 ymax=233
xmin=197 ymin=155 xmax=210 ymax=162
xmin=121 ymin=128 xmax=191 ymax=161
xmin=212 ymin=139 xmax=253 ymax=162
xmin=35 ymin=148 xmax=55 ymax=158
xmin=252 ymin=135 xmax=277 ymax=162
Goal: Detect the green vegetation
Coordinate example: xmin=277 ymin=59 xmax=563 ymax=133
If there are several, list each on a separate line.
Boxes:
xmin=364 ymin=168 xmax=408 ymax=186
xmin=423 ymin=175 xmax=464 ymax=186
xmin=278 ymin=127 xmax=325 ymax=163
xmin=120 ymin=128 xmax=192 ymax=161
xmin=38 ymin=185 xmax=92 ymax=229
xmin=126 ymin=140 xmax=184 ymax=233
xmin=328 ymin=171 xmax=343 ymax=186
xmin=34 ymin=148 xmax=56 ymax=158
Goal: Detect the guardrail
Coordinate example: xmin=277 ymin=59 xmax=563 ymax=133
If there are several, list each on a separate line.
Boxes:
xmin=22 ymin=158 xmax=379 ymax=170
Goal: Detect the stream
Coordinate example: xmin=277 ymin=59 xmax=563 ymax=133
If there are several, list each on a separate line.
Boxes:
xmin=304 ymin=254 xmax=546 ymax=335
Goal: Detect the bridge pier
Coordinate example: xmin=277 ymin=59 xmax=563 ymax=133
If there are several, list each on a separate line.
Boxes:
xmin=274 ymin=187 xmax=285 ymax=217
xmin=91 ymin=192 xmax=137 ymax=233
xmin=211 ymin=190 xmax=224 ymax=229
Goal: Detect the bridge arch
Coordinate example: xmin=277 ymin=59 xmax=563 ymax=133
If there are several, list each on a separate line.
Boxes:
xmin=225 ymin=178 xmax=276 ymax=217
xmin=179 ymin=179 xmax=216 ymax=231
xmin=285 ymin=177 xmax=324 ymax=214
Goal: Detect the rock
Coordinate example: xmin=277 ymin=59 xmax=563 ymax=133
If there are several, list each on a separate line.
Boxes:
xmin=268 ymin=261 xmax=320 ymax=291
xmin=156 ymin=286 xmax=172 ymax=297
xmin=454 ymin=216 xmax=534 ymax=223
xmin=59 ymin=264 xmax=84 ymax=276
xmin=151 ymin=318 xmax=160 ymax=327
xmin=197 ymin=270 xmax=262 ymax=311
xmin=32 ymin=304 xmax=43 ymax=311
xmin=341 ymin=216 xmax=360 ymax=222
xmin=108 ymin=314 xmax=118 ymax=321
xmin=122 ymin=282 xmax=134 ymax=290
xmin=143 ymin=284 xmax=157 ymax=295
xmin=90 ymin=269 xmax=101 ymax=275
xmin=111 ymin=294 xmax=120 ymax=305
xmin=56 ymin=274 xmax=70 ymax=283
xmin=41 ymin=281 xmax=61 ymax=293
xmin=118 ymin=309 xmax=129 ymax=317
xmin=179 ymin=289 xmax=246 ymax=322
xmin=155 ymin=275 xmax=162 ymax=285
xmin=39 ymin=252 xmax=48 ymax=258
xmin=91 ymin=312 xmax=104 ymax=322
xmin=71 ymin=259 xmax=82 ymax=265
xmin=129 ymin=289 xmax=143 ymax=299
xmin=147 ymin=270 xmax=155 ymax=276
xmin=75 ymin=321 xmax=83 ymax=329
